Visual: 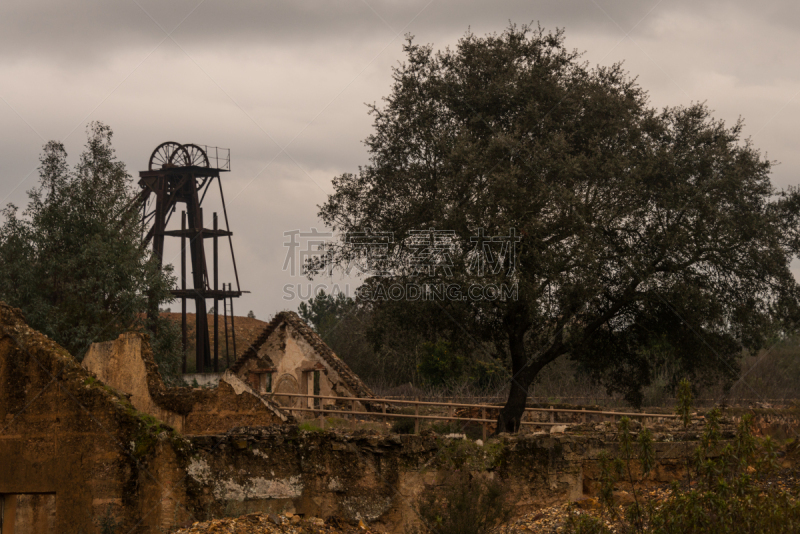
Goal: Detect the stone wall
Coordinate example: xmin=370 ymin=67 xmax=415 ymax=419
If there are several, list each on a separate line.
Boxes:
xmin=177 ymin=427 xmax=712 ymax=533
xmin=82 ymin=332 xmax=289 ymax=434
xmin=0 ymin=302 xmax=193 ymax=533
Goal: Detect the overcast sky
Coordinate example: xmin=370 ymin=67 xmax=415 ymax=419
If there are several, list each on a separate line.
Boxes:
xmin=1 ymin=0 xmax=798 ymax=321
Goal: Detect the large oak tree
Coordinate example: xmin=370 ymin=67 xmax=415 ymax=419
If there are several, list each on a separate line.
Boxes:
xmin=312 ymin=25 xmax=800 ymax=432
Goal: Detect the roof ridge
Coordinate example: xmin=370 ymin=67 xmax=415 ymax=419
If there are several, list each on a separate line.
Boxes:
xmin=230 ymin=311 xmax=375 ymax=400
xmin=228 ymin=313 xmax=283 ymax=373
xmin=278 ymin=311 xmax=375 ymax=399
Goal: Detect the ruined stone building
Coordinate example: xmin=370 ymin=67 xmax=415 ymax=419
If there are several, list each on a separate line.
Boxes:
xmin=0 ymin=301 xmax=702 ymax=533
xmin=229 ymin=311 xmax=376 ymax=411
xmin=0 ymin=302 xmax=195 ymax=533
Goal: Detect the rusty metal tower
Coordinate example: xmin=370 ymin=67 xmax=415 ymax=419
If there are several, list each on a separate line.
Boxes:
xmin=138 ymin=142 xmax=245 ymax=373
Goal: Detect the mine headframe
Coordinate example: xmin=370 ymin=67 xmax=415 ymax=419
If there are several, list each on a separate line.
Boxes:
xmin=138 ymin=142 xmax=247 ymax=373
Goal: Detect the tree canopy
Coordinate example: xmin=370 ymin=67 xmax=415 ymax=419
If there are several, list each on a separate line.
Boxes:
xmin=311 ymin=25 xmax=800 ymax=432
xmin=0 ymin=122 xmax=180 ymax=374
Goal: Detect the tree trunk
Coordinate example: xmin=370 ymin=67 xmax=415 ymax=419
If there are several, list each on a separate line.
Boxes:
xmin=495 ymin=308 xmax=562 ymax=434
xmin=496 ymin=349 xmax=559 ymax=433
xmin=497 ymin=368 xmax=532 ymax=433
xmin=496 ymin=307 xmax=534 ymax=433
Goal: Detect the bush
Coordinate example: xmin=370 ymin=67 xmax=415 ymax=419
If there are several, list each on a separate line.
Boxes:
xmin=417 ymin=340 xmax=464 ymax=387
xmin=430 ymin=420 xmax=462 ymax=435
xmin=390 ymin=417 xmax=416 ymax=434
xmin=413 ymin=473 xmax=512 ymax=534
xmin=470 ymin=359 xmax=506 ymax=391
xmin=565 ymin=381 xmax=800 ymax=534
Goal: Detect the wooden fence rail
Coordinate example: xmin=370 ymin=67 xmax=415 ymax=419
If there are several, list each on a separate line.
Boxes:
xmin=269 ymin=392 xmax=687 ymax=441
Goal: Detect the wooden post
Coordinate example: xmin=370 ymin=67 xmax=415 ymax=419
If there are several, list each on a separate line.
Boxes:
xmin=181 ymin=210 xmax=187 ymax=374
xmin=223 ymin=286 xmax=230 ymax=368
xmin=581 ymin=407 xmax=586 ymax=424
xmin=549 ymin=406 xmax=554 ymax=424
xmin=229 ymin=283 xmax=237 ymax=360
xmin=482 ymin=407 xmax=487 ymax=441
xmin=414 ymin=397 xmax=420 ymax=434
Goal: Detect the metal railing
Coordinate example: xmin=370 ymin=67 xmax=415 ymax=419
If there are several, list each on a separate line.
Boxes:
xmin=268 ymin=392 xmax=685 ymax=441
xmin=200 ymin=145 xmax=230 ymax=171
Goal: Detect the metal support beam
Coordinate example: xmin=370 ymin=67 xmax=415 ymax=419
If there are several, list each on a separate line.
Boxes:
xmin=213 ymin=212 xmax=219 ymax=373
xmin=138 ymin=143 xmax=243 ymax=375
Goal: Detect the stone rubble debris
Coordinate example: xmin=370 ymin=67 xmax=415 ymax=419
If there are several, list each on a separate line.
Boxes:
xmin=173 ymin=512 xmax=379 ymax=533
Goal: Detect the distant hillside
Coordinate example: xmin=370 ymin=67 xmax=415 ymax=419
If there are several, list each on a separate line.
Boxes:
xmin=161 ymin=312 xmax=269 ymax=369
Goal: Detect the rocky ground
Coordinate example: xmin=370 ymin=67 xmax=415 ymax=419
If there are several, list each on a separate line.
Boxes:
xmin=173 ymin=512 xmax=378 ymax=534
xmin=501 ymin=469 xmax=800 ymax=533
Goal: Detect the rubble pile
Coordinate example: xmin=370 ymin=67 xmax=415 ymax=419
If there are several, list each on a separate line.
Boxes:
xmin=174 ymin=512 xmax=380 ymax=534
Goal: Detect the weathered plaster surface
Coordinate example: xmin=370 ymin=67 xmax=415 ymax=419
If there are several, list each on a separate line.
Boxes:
xmin=82 ymin=333 xmax=288 ymax=435
xmin=83 ymin=332 xmax=186 ymax=430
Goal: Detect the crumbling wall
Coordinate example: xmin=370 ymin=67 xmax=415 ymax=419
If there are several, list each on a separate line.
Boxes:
xmin=0 ymin=301 xmax=730 ymax=534
xmin=82 ymin=333 xmax=289 ymax=434
xmin=0 ymin=302 xmax=193 ymax=533
xmin=179 ymin=428 xmax=713 ymax=533
xmin=184 ymin=372 xmax=289 ymax=434
xmin=83 ymin=332 xmax=186 ymax=430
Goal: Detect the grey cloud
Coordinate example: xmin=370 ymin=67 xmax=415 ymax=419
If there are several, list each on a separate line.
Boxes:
xmin=1 ymin=0 xmax=799 ymax=318
xmin=8 ymin=0 xmax=789 ymax=65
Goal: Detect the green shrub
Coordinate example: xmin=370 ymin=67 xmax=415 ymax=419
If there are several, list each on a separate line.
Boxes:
xmin=470 ymin=359 xmax=506 ymax=391
xmin=566 ymin=381 xmax=800 ymax=534
xmin=647 ymin=413 xmax=800 ymax=533
xmin=417 ymin=340 xmax=464 ymax=387
xmin=391 ymin=417 xmax=416 ymax=434
xmin=430 ymin=420 xmax=462 ymax=435
xmin=413 ymin=473 xmax=512 ymax=534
